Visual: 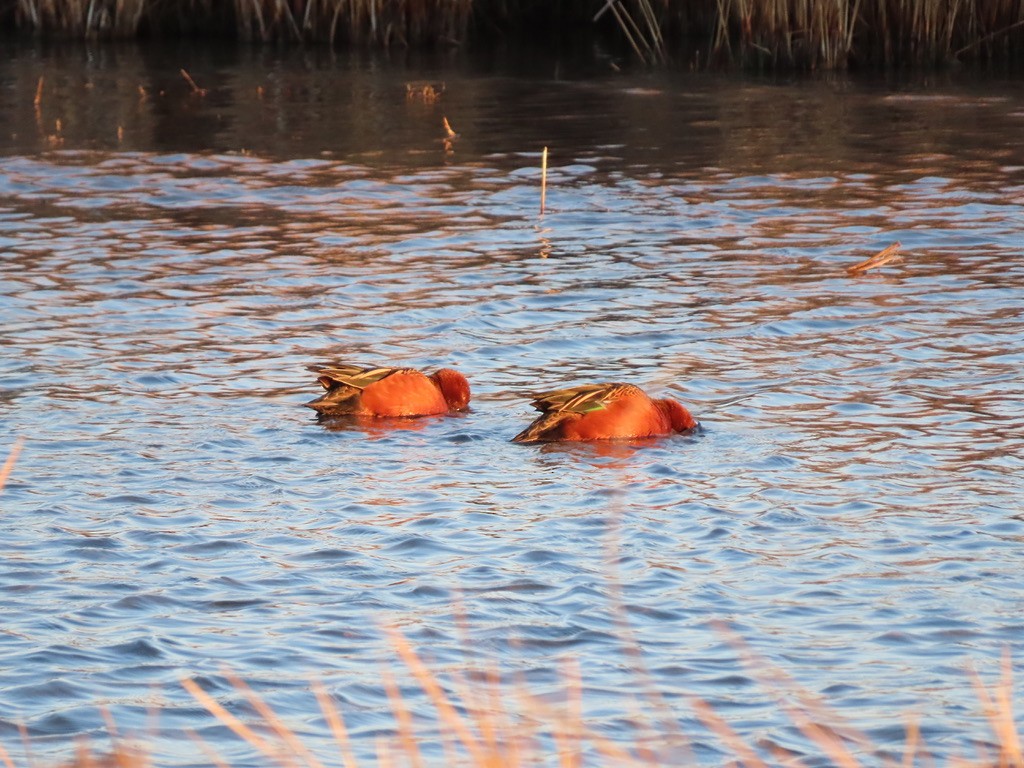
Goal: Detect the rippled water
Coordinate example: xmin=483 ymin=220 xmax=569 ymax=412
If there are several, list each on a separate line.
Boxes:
xmin=2 ymin=43 xmax=1024 ymax=766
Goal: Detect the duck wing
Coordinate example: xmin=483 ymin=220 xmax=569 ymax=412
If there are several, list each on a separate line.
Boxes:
xmin=312 ymin=365 xmax=405 ymax=391
xmin=530 ymin=383 xmax=632 ymax=414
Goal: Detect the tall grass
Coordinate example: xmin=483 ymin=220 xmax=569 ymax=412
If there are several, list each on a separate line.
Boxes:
xmin=6 ymin=0 xmax=1024 ymax=67
xmin=231 ymin=0 xmax=473 ymax=46
xmin=5 ymin=632 xmax=1023 ymax=767
xmin=706 ymin=0 xmax=1024 ymax=67
xmin=14 ymin=0 xmax=149 ymax=36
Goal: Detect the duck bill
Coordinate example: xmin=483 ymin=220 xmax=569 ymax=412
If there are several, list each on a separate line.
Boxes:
xmin=305 ymin=387 xmax=353 ymax=414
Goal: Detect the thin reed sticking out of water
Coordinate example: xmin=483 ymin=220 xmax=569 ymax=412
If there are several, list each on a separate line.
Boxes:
xmin=540 ymin=147 xmax=548 ymax=216
xmin=179 ymin=69 xmax=206 ymax=97
xmin=594 ymin=0 xmax=667 ymax=65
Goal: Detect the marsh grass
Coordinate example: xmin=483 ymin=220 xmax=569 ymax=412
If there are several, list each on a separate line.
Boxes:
xmin=215 ymin=0 xmax=474 ymax=45
xmin=2 ymin=441 xmax=1022 ymax=767
xmin=13 ymin=0 xmax=148 ymax=36
xmin=46 ymin=657 xmax=1024 ymax=767
xmin=7 ymin=0 xmax=1024 ymax=68
xmin=709 ymin=0 xmax=1024 ymax=67
xmin=6 ymin=623 xmax=1021 ymax=767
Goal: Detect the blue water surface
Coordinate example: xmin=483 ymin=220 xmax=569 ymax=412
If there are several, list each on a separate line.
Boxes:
xmin=1 ymin=45 xmax=1024 ymax=766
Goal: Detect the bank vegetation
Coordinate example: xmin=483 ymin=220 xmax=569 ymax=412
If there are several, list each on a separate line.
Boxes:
xmin=4 ymin=0 xmax=1024 ymax=69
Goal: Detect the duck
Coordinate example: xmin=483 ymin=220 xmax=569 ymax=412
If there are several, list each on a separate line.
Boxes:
xmin=512 ymin=382 xmax=697 ymax=443
xmin=306 ymin=364 xmax=470 ymax=418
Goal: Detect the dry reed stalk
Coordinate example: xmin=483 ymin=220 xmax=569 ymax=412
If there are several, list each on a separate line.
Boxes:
xmin=100 ymin=708 xmax=119 ymax=741
xmin=968 ymin=650 xmax=1023 ymax=768
xmin=504 ymin=650 xmax=547 ymax=766
xmin=18 ymin=723 xmax=32 ymax=768
xmin=551 ymin=658 xmax=582 ymax=768
xmin=312 ymin=682 xmax=358 ymax=768
xmin=442 ymin=625 xmax=493 ymax=765
xmin=442 ymin=631 xmax=535 ymax=768
xmin=690 ymin=697 xmax=771 ymax=768
xmin=179 ymin=69 xmax=206 ymax=96
xmin=955 ymin=18 xmax=1024 ymax=58
xmin=902 ymin=717 xmax=921 ymax=768
xmin=33 ymin=77 xmax=43 ymax=107
xmin=443 ymin=116 xmax=458 ymax=154
xmin=384 ymin=626 xmax=489 ymax=766
xmin=224 ymin=672 xmax=327 ymax=768
xmin=638 ymin=0 xmax=666 ymax=58
xmin=510 ymin=682 xmax=650 ymax=767
xmin=618 ymin=2 xmax=655 ymax=63
xmin=185 ymin=728 xmax=232 ymax=768
xmin=0 ymin=437 xmax=23 ymax=493
xmin=381 ymin=668 xmax=423 ymax=768
xmin=846 ymin=241 xmax=903 ymax=274
xmin=716 ymin=621 xmax=878 ymax=768
xmin=477 ymin=664 xmax=518 ymax=764
xmin=180 ymin=677 xmax=294 ymax=768
xmin=442 ymin=117 xmax=457 ymax=139
xmin=541 ymin=147 xmax=548 ymax=215
xmin=599 ymin=522 xmax=692 ymax=764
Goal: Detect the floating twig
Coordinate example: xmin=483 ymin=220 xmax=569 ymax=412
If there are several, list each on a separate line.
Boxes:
xmin=180 ymin=68 xmax=207 ymax=96
xmin=33 ymin=76 xmax=44 ymax=107
xmin=846 ymin=241 xmax=903 ymax=275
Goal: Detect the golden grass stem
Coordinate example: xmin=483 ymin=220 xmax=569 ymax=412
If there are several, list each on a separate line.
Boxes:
xmin=180 ymin=678 xmax=293 ymax=768
xmin=902 ymin=717 xmax=920 ymax=768
xmin=0 ymin=437 xmax=23 ymax=494
xmin=100 ymin=706 xmax=119 ymax=740
xmin=969 ymin=650 xmax=1023 ymax=768
xmin=312 ymin=682 xmax=359 ymax=768
xmin=513 ymin=685 xmax=648 ymax=766
xmin=17 ymin=722 xmax=32 ymax=768
xmin=541 ymin=147 xmax=548 ymax=215
xmin=691 ymin=697 xmax=771 ymax=768
xmin=186 ymin=728 xmax=232 ymax=768
xmin=381 ymin=668 xmax=423 ymax=768
xmin=954 ymin=19 xmax=1024 ymax=57
xmin=553 ymin=658 xmax=582 ymax=768
xmin=225 ymin=672 xmax=327 ymax=768
xmin=385 ymin=626 xmax=488 ymax=765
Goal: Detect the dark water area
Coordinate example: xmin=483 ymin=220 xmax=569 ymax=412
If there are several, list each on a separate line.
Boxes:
xmin=2 ymin=40 xmax=1024 ymax=766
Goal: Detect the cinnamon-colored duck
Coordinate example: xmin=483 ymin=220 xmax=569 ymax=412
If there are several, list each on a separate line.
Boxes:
xmin=306 ymin=364 xmax=470 ymax=418
xmin=512 ymin=382 xmax=697 ymax=443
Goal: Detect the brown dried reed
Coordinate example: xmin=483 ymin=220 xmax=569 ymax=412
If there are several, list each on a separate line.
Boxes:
xmin=846 ymin=241 xmax=904 ymax=274
xmin=173 ymin=634 xmax=1024 ymax=768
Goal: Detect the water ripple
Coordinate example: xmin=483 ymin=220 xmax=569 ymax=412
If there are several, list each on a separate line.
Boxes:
xmin=2 ymin=55 xmax=1024 ymax=766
